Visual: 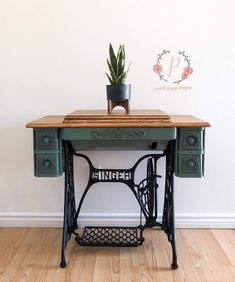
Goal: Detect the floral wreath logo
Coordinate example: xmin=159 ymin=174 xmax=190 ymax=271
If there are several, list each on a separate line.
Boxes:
xmin=153 ymin=50 xmax=193 ymax=84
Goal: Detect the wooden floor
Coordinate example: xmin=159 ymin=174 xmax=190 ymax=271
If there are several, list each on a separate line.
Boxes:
xmin=0 ymin=228 xmax=234 ymax=282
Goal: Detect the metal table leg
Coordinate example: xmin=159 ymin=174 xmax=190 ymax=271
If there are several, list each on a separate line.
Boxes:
xmin=162 ymin=140 xmax=178 ymax=269
xmin=60 ymin=142 xmax=77 ymax=268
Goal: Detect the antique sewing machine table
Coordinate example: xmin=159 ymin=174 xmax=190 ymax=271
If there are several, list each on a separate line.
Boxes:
xmin=26 ymin=110 xmax=210 ymax=269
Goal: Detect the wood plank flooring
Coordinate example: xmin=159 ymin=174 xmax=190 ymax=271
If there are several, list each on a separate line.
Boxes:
xmin=0 ymin=228 xmax=234 ymax=282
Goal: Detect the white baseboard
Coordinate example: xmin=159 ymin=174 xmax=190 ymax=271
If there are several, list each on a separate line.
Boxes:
xmin=0 ymin=212 xmax=235 ymax=228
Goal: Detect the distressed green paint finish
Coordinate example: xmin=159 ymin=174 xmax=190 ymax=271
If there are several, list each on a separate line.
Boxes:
xmin=175 ymin=127 xmax=205 ymax=178
xmin=34 ymin=128 xmax=59 ymax=150
xmin=62 ymin=127 xmax=176 ymax=152
xmin=176 ymin=154 xmax=203 ymax=177
xmin=33 ymin=128 xmax=63 ymax=177
xmin=61 ymin=127 xmax=176 ymax=141
xmin=34 ymin=154 xmax=61 ymax=176
xmin=178 ymin=128 xmax=203 ymax=150
xmin=32 ymin=127 xmax=206 ymax=178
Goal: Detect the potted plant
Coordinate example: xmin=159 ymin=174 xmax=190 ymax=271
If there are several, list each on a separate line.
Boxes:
xmin=106 ymin=44 xmax=131 ymax=101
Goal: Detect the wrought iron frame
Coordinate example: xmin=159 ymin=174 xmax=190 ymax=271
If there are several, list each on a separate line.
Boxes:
xmin=60 ymin=140 xmax=178 ymax=270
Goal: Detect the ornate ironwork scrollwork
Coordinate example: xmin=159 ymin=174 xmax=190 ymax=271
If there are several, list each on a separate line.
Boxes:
xmin=135 ymin=157 xmax=159 ymax=225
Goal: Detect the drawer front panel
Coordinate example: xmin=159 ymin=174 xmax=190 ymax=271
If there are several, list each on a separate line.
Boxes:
xmin=176 ymin=154 xmax=203 ymax=177
xmin=35 ymin=154 xmax=61 ymax=176
xmin=178 ymin=128 xmax=203 ymax=150
xmin=62 ymin=127 xmax=176 ymax=141
xmin=35 ymin=128 xmax=59 ymax=150
xmin=175 ymin=127 xmax=205 ymax=178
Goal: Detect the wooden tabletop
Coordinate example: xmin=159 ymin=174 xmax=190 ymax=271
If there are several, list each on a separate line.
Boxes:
xmin=26 ymin=110 xmax=210 ymax=128
xmin=64 ymin=109 xmax=170 ymax=122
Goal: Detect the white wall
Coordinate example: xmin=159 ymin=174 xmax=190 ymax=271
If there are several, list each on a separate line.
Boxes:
xmin=0 ymin=0 xmax=235 ymax=227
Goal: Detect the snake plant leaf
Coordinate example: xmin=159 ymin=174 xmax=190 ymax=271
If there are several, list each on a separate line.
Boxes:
xmin=106 ymin=72 xmax=114 ymax=85
xmin=107 ymin=59 xmax=117 ymax=84
xmin=117 ymin=71 xmax=127 ymax=84
xmin=106 ymin=43 xmax=131 ymax=85
xmin=117 ymin=60 xmax=131 ymax=84
xmin=116 ymin=45 xmax=122 ymax=61
xmin=109 ymin=44 xmax=117 ymax=75
xmin=117 ymin=45 xmax=125 ymax=77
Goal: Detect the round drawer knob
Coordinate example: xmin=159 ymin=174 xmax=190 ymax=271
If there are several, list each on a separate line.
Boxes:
xmin=187 ymin=135 xmax=196 ymax=145
xmin=43 ymin=159 xmax=51 ymax=168
xmin=42 ymin=135 xmax=50 ymax=144
xmin=187 ymin=159 xmax=195 ymax=168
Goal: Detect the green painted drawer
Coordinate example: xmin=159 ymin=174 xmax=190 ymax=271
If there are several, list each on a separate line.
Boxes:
xmin=62 ymin=127 xmax=176 ymax=151
xmin=33 ymin=128 xmax=63 ymax=177
xmin=178 ymin=128 xmax=204 ymax=150
xmin=175 ymin=127 xmax=205 ymax=178
xmin=34 ymin=128 xmax=59 ymax=150
xmin=61 ymin=127 xmax=176 ymax=141
xmin=34 ymin=153 xmax=63 ymax=177
xmin=175 ymin=153 xmax=204 ymax=177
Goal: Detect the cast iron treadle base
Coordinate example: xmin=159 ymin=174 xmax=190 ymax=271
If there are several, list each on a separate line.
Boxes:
xmin=60 ymin=141 xmax=178 ymax=269
xmin=75 ymin=226 xmax=144 ymax=247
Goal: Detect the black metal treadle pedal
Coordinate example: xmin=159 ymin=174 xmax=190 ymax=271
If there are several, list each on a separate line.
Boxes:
xmin=75 ymin=226 xmax=145 ymax=247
